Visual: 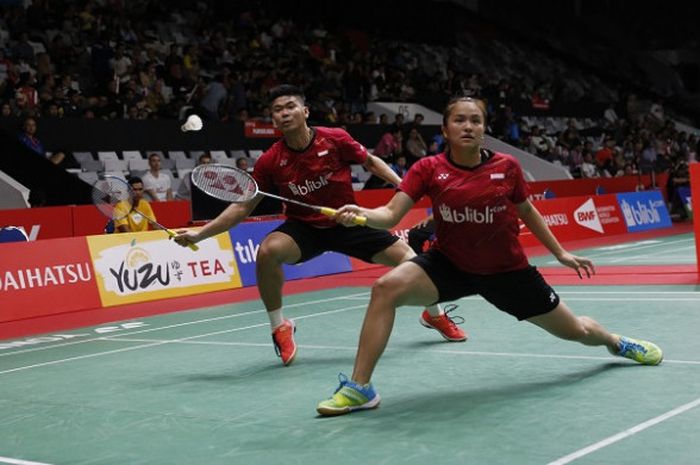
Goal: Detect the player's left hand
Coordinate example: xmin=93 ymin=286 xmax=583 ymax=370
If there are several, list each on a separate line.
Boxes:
xmin=556 ymin=252 xmax=595 ymax=279
xmin=335 ymin=204 xmax=367 ymax=227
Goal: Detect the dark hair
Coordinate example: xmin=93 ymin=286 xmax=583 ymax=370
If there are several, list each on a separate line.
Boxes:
xmin=127 ymin=176 xmax=143 ymax=186
xmin=268 ymin=84 xmax=305 ymax=105
xmin=442 ymin=96 xmax=488 ymax=126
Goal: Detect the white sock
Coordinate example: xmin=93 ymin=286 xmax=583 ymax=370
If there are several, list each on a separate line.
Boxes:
xmin=425 ymin=304 xmax=444 ymax=317
xmin=268 ymin=308 xmax=284 ymax=330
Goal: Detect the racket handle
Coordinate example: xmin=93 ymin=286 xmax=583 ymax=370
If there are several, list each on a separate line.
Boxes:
xmin=165 ymin=228 xmax=199 ymax=251
xmin=319 ymin=207 xmax=368 ymax=226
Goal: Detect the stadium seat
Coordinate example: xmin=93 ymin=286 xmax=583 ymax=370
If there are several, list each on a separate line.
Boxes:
xmin=128 ymin=158 xmax=149 ymax=172
xmin=97 ymin=151 xmax=120 ymax=162
xmin=168 ymin=151 xmax=188 ymax=162
xmin=175 ymin=158 xmax=196 ymax=170
xmin=104 ymin=159 xmax=128 ymax=173
xmin=73 ymin=152 xmax=95 ymax=164
xmin=77 ymin=171 xmax=99 ymax=184
xmin=122 ymin=150 xmax=144 ymax=161
xmin=80 ymin=159 xmax=103 ymax=172
xmin=210 ymin=150 xmax=229 ymax=161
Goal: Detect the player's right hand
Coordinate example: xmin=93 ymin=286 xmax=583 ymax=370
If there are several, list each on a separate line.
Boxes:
xmin=173 ymin=230 xmax=200 ymax=248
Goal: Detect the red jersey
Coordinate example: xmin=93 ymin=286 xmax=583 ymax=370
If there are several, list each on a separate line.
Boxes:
xmin=400 ymin=151 xmax=530 ymax=274
xmin=253 ymin=127 xmax=369 ymax=227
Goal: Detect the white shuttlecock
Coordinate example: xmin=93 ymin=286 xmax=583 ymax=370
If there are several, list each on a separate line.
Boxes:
xmin=181 ymin=114 xmax=203 ymax=132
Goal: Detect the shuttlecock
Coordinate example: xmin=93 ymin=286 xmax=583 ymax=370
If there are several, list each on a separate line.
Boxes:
xmin=181 ymin=114 xmax=203 ymax=132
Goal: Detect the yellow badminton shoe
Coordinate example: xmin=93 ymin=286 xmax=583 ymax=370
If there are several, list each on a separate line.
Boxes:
xmin=317 ymin=373 xmax=381 ymax=416
xmin=610 ymin=334 xmax=663 ymax=365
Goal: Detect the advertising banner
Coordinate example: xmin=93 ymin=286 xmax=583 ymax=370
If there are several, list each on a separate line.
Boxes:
xmin=519 ymin=195 xmax=627 ymax=246
xmin=0 ymin=237 xmax=100 ymax=322
xmin=527 ymin=174 xmax=669 ymax=201
xmin=0 ymin=205 xmax=73 ymax=240
xmin=244 ymin=121 xmax=282 ymax=138
xmin=616 ymin=191 xmax=672 ymax=232
xmin=228 ymin=221 xmax=352 ymax=287
xmin=87 ymin=231 xmax=241 ymax=306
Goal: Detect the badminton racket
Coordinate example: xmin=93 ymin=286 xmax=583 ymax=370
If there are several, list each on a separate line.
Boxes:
xmin=92 ymin=176 xmax=199 ymax=250
xmin=190 ymin=164 xmax=367 ymax=225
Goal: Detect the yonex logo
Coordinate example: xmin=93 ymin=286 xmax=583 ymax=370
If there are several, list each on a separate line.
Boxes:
xmin=550 ymin=292 xmax=556 ymax=302
xmin=437 ymin=173 xmax=450 ymax=181
xmin=317 ymin=150 xmax=329 ymax=157
xmin=280 ymin=158 xmax=288 ymax=167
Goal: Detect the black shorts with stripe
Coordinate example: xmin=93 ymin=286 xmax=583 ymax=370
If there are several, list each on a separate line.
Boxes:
xmin=410 ymin=248 xmax=560 ymax=321
xmin=274 ymin=219 xmax=400 ymax=264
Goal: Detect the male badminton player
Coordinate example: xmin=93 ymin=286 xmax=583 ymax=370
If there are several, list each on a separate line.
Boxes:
xmin=174 ymin=84 xmax=467 ymax=366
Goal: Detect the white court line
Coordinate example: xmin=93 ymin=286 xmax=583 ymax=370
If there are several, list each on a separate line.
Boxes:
xmin=0 ymin=291 xmax=370 ymax=357
xmin=608 ymin=244 xmax=697 ymax=263
xmin=0 ymin=457 xmax=53 ymax=465
xmin=584 ymin=237 xmax=695 ymax=258
xmin=102 ymin=337 xmax=700 ymax=366
xmin=547 ymin=397 xmax=700 ymax=464
xmin=0 ymin=304 xmax=367 ymax=375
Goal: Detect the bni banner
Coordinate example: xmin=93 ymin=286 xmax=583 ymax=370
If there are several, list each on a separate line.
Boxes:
xmin=616 ymin=191 xmax=672 ymax=232
xmin=229 ymin=220 xmax=352 ymax=287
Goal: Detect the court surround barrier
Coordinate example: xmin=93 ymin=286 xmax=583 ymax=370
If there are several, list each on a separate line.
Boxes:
xmin=0 ymin=192 xmax=672 ymax=323
xmin=690 ymin=164 xmax=700 ymax=271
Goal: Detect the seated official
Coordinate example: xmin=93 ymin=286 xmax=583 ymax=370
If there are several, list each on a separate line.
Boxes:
xmin=114 ymin=176 xmax=156 ymax=232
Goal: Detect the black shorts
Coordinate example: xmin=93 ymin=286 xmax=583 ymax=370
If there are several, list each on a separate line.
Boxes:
xmin=410 ymin=248 xmax=560 ymax=321
xmin=274 ymin=220 xmax=400 ymax=264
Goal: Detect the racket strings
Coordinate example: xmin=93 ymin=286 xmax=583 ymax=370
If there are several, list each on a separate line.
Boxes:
xmin=91 ymin=178 xmax=134 ymax=220
xmin=192 ymin=165 xmax=257 ymax=203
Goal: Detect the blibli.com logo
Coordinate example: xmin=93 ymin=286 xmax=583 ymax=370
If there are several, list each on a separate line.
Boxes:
xmin=620 ymin=199 xmax=661 ymax=226
xmin=616 ymin=192 xmax=671 ymax=232
xmin=438 ymin=203 xmax=505 ymax=224
xmin=288 ymin=174 xmax=330 ymax=196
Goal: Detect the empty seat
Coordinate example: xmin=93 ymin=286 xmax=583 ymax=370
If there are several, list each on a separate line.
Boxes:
xmin=248 ymin=149 xmax=263 ymax=160
xmin=122 ymin=150 xmax=144 ymax=161
xmin=104 ymin=159 xmax=128 ymax=173
xmin=210 ymin=150 xmax=229 ymax=161
xmin=160 ymin=158 xmax=175 ymax=170
xmin=97 ymin=151 xmax=119 ymax=162
xmin=103 ymin=171 xmax=127 ymax=181
xmin=177 ymin=168 xmax=193 ymax=180
xmin=230 ymin=149 xmax=248 ymax=159
xmin=77 ymin=171 xmax=99 ymax=184
xmin=167 ymin=151 xmax=188 ymax=162
xmin=128 ymin=158 xmax=150 ymax=172
xmin=175 ymin=158 xmax=196 ymax=170
xmin=351 ymin=164 xmax=371 ymax=182
xmin=73 ymin=152 xmax=94 ymax=164
xmin=80 ymin=159 xmax=103 ymax=172
xmin=189 ymin=150 xmax=206 ymax=159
